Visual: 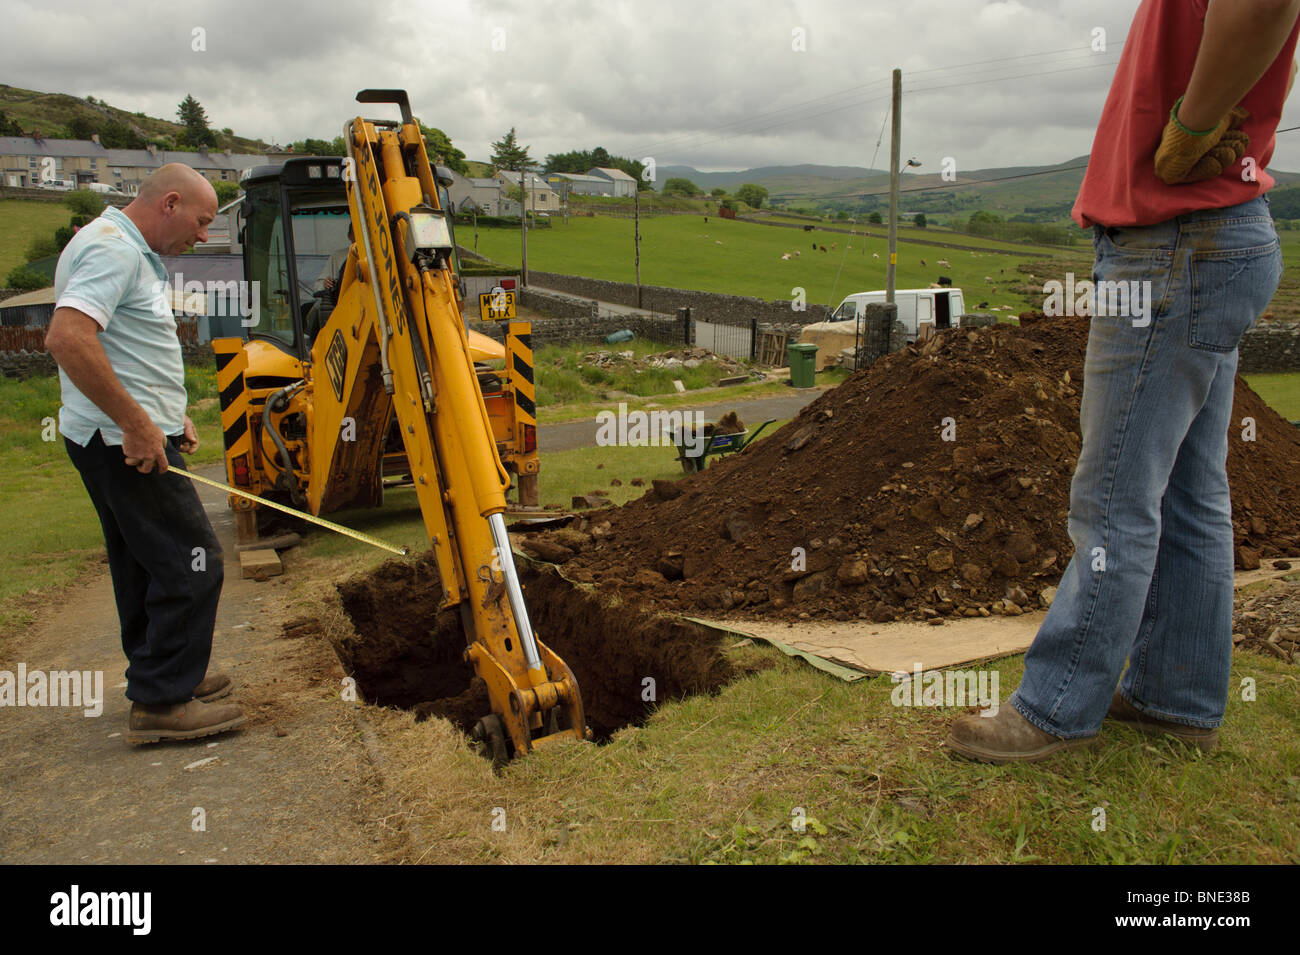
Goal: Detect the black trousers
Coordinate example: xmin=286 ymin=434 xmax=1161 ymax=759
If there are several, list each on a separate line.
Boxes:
xmin=65 ymin=431 xmax=223 ymax=704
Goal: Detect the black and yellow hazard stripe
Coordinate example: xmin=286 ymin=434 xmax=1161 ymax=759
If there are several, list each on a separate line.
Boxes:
xmin=212 ymin=337 xmax=254 ymax=486
xmin=506 ymin=320 xmax=535 ymax=423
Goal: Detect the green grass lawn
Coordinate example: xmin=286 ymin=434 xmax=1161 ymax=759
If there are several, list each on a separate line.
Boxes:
xmin=1243 ymin=372 xmax=1300 ymax=421
xmin=0 ymin=363 xmax=224 ymax=638
xmin=361 ymin=645 xmax=1300 ymax=863
xmin=0 ymin=199 xmax=76 ymax=279
xmin=470 ymin=214 xmax=1060 ymax=310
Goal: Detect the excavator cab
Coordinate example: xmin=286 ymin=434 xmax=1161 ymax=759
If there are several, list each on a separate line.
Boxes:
xmin=234 ymin=157 xmax=539 ymax=507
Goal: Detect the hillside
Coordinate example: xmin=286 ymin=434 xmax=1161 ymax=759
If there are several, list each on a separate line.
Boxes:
xmin=0 ymin=83 xmax=270 ymax=154
xmin=657 ymin=157 xmax=1300 ymax=219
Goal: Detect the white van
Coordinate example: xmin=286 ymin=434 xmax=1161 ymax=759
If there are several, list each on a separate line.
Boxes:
xmin=87 ymin=182 xmax=125 ymax=196
xmin=830 ymin=288 xmax=965 ymax=342
xmin=39 ymin=178 xmax=76 ymax=191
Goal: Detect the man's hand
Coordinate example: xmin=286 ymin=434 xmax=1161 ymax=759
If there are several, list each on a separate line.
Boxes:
xmin=122 ymin=419 xmax=168 ymax=474
xmin=1154 ymin=101 xmax=1250 ymax=185
xmin=178 ymin=415 xmax=199 ymax=455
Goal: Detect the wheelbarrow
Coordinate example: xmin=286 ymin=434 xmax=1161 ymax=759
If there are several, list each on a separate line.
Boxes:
xmin=669 ymin=419 xmax=776 ymax=473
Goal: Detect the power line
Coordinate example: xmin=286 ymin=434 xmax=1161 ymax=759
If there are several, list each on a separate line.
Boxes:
xmin=770 ymin=163 xmax=1089 ymax=201
xmin=625 ymin=41 xmax=1123 ymax=161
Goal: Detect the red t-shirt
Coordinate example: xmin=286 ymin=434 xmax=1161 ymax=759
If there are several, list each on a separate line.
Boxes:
xmin=1073 ymin=0 xmax=1300 ymax=228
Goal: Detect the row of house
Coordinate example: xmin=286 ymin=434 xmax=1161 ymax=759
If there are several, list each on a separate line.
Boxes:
xmin=1 ymin=134 xmax=641 ymax=213
xmin=0 ymin=135 xmax=274 ymax=193
xmin=442 ymin=166 xmax=638 ymax=215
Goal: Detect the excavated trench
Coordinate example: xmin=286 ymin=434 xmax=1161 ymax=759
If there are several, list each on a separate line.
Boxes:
xmin=330 ymin=554 xmax=741 ymax=742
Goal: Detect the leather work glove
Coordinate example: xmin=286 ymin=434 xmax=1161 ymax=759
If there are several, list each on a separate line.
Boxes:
xmin=1154 ymin=98 xmax=1250 ymax=185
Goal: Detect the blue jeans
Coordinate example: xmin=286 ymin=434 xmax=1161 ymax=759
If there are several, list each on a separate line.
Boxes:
xmin=1010 ymin=196 xmax=1282 ymax=738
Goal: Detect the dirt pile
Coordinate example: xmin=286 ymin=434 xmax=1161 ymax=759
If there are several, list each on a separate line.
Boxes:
xmin=536 ymin=317 xmax=1300 ymax=622
xmin=329 ymin=556 xmax=747 ymax=740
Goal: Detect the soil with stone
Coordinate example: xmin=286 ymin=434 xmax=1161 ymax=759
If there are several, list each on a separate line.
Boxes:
xmin=523 ymin=316 xmax=1300 ymax=623
xmin=1233 ymin=566 xmax=1300 ymax=665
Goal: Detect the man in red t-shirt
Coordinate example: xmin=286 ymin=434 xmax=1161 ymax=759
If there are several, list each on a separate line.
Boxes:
xmin=949 ymin=0 xmax=1300 ymax=763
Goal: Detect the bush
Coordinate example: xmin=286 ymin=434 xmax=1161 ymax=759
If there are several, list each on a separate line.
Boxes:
xmin=25 ymin=236 xmax=60 ymax=261
xmin=54 ymin=226 xmax=75 ymax=251
xmin=65 ymin=189 xmax=105 ymax=218
xmin=6 ymin=266 xmax=50 ymax=291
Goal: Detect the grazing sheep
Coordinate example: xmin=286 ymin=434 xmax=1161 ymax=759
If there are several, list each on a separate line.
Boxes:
xmin=794 ymin=250 xmax=801 ymax=257
xmin=977 ymin=301 xmax=988 ymax=309
xmin=920 ymin=258 xmax=927 ymax=267
xmin=984 ymin=276 xmax=994 ymax=283
xmin=819 ymin=245 xmax=827 ymax=252
xmin=830 ymin=242 xmax=837 ymax=250
xmin=781 ymin=253 xmax=792 ymax=260
xmin=937 ymin=258 xmax=951 ymax=268
xmin=872 ymin=252 xmax=880 ymax=259
xmin=812 ymin=241 xmax=817 ymax=250
xmin=716 ymin=240 xmax=723 ymax=245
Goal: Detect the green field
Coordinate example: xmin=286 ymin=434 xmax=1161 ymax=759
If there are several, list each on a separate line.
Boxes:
xmin=472 ymin=214 xmax=1060 ymax=310
xmin=0 ymin=199 xmax=75 ymax=278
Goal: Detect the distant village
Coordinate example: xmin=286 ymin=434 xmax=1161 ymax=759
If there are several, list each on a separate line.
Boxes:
xmin=0 ymin=133 xmax=637 ymax=216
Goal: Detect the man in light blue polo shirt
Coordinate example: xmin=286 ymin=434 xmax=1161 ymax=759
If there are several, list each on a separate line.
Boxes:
xmin=45 ymin=163 xmax=244 ymax=744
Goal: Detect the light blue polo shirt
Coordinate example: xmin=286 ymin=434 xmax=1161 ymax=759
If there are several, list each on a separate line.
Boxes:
xmin=54 ymin=207 xmax=188 ymax=446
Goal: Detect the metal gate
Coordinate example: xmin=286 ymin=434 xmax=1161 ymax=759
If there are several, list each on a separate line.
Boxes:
xmin=694 ymin=319 xmax=754 ymax=360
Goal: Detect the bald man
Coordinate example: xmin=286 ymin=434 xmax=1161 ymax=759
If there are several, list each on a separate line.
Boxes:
xmin=45 ymin=163 xmax=245 ymax=744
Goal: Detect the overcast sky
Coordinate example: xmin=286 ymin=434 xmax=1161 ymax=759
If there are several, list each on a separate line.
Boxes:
xmin=7 ymin=0 xmax=1300 ymax=175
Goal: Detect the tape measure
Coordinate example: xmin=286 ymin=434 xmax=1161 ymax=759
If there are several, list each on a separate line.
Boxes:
xmin=173 ymin=468 xmax=411 ymax=557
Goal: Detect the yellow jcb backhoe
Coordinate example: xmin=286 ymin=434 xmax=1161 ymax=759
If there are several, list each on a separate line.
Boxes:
xmin=211 ymin=89 xmax=585 ymax=760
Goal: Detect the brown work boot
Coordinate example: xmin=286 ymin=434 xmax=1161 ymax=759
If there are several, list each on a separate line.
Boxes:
xmin=947 ymin=704 xmax=1098 ymax=764
xmin=1106 ymin=692 xmax=1219 ymax=752
xmin=193 ymin=672 xmax=234 ymax=702
xmin=126 ymin=699 xmax=245 ymax=745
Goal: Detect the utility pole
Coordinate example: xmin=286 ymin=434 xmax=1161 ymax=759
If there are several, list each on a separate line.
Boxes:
xmin=518 ymin=165 xmax=528 ymax=286
xmin=634 ymin=186 xmax=642 ymax=308
xmin=634 ymin=185 xmax=644 ymax=306
xmin=886 ymin=68 xmax=901 ymax=305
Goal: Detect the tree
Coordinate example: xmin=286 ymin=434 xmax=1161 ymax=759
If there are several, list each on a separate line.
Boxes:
xmin=490 ymin=127 xmax=531 ymax=171
xmin=590 ymin=146 xmax=611 ymax=168
xmin=176 ymin=94 xmax=215 ymax=148
xmin=213 ymin=180 xmax=242 ymax=204
xmin=662 ymin=177 xmax=700 ymax=197
xmin=98 ymin=120 xmax=145 ymax=149
xmin=418 ymin=124 xmax=468 ymax=175
xmin=67 ymin=115 xmax=97 ymax=140
xmin=913 ymin=213 xmax=927 ymax=228
xmin=290 ymin=137 xmax=346 ymax=156
xmin=0 ymin=110 xmax=24 ymax=136
xmin=545 ymin=149 xmax=592 ymax=174
xmin=710 ymin=187 xmax=727 ymax=198
xmin=867 ymin=211 xmax=882 ymax=225
xmin=735 ymin=183 xmax=768 ymax=209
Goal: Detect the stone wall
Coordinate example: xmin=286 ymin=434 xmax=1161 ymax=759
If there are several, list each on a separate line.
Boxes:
xmin=469 ymin=310 xmax=686 ymax=348
xmin=1239 ymin=321 xmax=1300 ymax=374
xmin=527 ymin=270 xmax=831 ymax=327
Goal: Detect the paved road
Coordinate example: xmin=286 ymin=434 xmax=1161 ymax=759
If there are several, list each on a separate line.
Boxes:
xmin=538 ymin=387 xmax=826 ymax=452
